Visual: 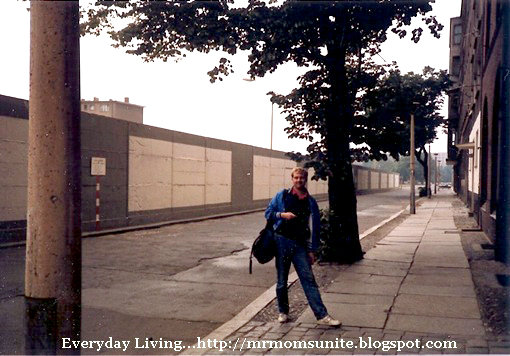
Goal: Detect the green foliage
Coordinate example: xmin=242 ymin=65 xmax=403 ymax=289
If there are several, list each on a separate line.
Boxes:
xmin=395 ymin=156 xmax=425 ymax=183
xmin=82 ymin=1 xmax=443 ymax=178
xmin=354 ymin=67 xmax=451 ymax=162
xmin=82 ymin=0 xmax=443 ymax=263
xmin=440 ymin=164 xmax=453 ymax=183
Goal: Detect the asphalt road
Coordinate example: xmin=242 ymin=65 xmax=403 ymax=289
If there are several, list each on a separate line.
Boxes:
xmin=0 ymin=187 xmax=412 ymax=354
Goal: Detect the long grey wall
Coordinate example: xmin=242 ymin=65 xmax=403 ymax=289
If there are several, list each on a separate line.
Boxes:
xmin=0 ymin=94 xmax=399 ymax=243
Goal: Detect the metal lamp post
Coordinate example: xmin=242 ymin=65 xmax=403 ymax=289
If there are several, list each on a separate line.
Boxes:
xmin=410 ymin=112 xmax=416 ymax=214
xmin=243 ymin=78 xmax=274 ymax=150
xmin=434 ymin=153 xmax=439 ymax=194
xmin=409 ymin=102 xmax=420 ymax=214
xmin=428 ymin=144 xmax=432 ymax=198
xmin=270 ymin=102 xmax=274 ymax=150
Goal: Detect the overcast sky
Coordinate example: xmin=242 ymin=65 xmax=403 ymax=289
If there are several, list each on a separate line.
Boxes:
xmin=1 ymin=0 xmax=461 ymax=154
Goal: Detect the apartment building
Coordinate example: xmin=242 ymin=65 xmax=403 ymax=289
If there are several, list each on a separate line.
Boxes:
xmin=81 ymin=97 xmax=144 ymax=124
xmin=447 ymin=0 xmax=509 ymax=261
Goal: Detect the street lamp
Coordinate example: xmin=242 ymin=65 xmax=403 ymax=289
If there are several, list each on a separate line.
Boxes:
xmin=427 ymin=144 xmax=432 ymax=199
xmin=437 ymin=159 xmax=442 ymax=192
xmin=434 ymin=153 xmax=438 ymax=194
xmin=270 ymin=102 xmax=274 ymax=150
xmin=243 ymin=77 xmax=275 ymax=150
xmin=409 ymin=102 xmax=419 ymax=214
xmin=410 ymin=112 xmax=416 ymax=214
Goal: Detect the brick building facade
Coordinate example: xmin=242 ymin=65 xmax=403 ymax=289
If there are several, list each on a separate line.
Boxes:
xmin=448 ymin=0 xmax=509 ymax=262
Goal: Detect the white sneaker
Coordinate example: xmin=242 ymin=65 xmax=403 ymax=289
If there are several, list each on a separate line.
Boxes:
xmin=277 ymin=313 xmax=288 ymax=323
xmin=317 ymin=315 xmax=341 ymax=327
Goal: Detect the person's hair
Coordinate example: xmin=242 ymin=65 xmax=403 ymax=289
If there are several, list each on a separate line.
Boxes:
xmin=291 ymin=167 xmax=308 ymax=179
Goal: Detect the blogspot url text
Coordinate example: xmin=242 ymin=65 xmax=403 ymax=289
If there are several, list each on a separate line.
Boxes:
xmin=62 ymin=336 xmax=458 ymax=353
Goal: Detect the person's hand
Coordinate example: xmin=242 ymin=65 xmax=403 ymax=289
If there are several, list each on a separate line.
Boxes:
xmin=280 ymin=212 xmax=297 ymax=220
xmin=307 ymin=252 xmax=316 ymax=265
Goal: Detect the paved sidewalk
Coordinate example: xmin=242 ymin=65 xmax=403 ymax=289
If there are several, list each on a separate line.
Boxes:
xmin=192 ymin=194 xmax=509 ymax=354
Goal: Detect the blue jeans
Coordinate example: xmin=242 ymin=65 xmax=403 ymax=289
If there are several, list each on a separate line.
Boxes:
xmin=275 ymin=233 xmax=328 ymax=320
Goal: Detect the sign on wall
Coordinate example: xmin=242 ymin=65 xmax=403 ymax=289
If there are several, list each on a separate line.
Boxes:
xmin=91 ymin=157 xmax=106 ymax=176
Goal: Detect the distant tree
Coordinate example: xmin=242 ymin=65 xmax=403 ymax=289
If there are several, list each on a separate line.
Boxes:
xmin=440 ymin=164 xmax=453 ymax=183
xmin=394 ymin=156 xmax=425 ymax=183
xmin=83 ymin=1 xmax=442 ymax=263
xmin=355 ymin=67 xmax=450 ymax=191
xmin=357 ymin=157 xmax=399 ymax=173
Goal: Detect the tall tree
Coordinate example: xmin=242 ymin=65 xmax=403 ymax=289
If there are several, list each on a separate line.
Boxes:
xmin=83 ymin=0 xmax=442 ymax=263
xmin=355 ymin=67 xmax=450 ymax=191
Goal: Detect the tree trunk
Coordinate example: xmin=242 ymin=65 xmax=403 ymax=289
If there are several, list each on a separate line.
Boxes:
xmin=415 ymin=147 xmax=429 ymax=194
xmin=323 ymin=139 xmax=364 ymax=263
xmin=320 ymin=43 xmax=363 ymax=263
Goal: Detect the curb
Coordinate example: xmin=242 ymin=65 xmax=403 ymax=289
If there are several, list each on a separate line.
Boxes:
xmin=182 ymin=200 xmax=420 ymax=355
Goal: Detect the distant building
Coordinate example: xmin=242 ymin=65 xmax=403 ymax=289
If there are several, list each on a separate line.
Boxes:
xmin=81 ymin=97 xmax=144 ymax=124
xmin=447 ymin=0 xmax=509 ymax=262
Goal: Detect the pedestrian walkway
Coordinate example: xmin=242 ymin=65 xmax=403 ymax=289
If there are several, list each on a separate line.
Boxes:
xmin=189 ymin=194 xmax=509 ymax=354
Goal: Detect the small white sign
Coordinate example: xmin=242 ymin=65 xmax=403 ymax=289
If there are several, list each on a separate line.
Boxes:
xmin=91 ymin=157 xmax=106 ymax=176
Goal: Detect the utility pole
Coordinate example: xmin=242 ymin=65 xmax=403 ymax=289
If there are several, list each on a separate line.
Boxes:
xmin=410 ymin=113 xmax=416 ymax=214
xmin=270 ymin=102 xmax=274 ymax=150
xmin=26 ymin=1 xmax=81 ymax=353
xmin=434 ymin=153 xmax=438 ymax=194
xmin=427 ymin=144 xmax=432 ymax=198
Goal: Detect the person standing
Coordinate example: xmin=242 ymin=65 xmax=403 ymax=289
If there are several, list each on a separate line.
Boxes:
xmin=265 ymin=167 xmax=340 ymax=326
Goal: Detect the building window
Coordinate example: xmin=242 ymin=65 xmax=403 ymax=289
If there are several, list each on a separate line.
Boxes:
xmin=100 ymin=104 xmax=109 ymax=112
xmin=452 ymin=56 xmax=461 ymax=77
xmin=89 ymin=104 xmax=95 ymax=111
xmin=83 ymin=104 xmax=88 ymax=110
xmin=453 ymin=24 xmax=462 ymax=45
xmin=485 ymin=2 xmax=492 ymax=54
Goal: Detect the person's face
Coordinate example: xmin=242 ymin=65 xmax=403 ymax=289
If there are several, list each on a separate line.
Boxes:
xmin=292 ymin=172 xmax=307 ymax=190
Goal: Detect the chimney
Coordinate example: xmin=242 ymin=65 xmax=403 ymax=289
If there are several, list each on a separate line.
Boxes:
xmin=93 ymin=97 xmax=99 ymax=101
xmin=124 ymin=97 xmax=129 ymax=103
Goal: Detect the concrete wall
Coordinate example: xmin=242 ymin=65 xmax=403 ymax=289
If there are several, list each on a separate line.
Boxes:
xmin=0 ymin=94 xmax=400 ymax=242
xmin=0 ymin=116 xmax=28 ymax=233
xmin=128 ymin=136 xmax=232 ymax=211
xmin=370 ymin=171 xmax=380 ymax=190
xmin=356 ymin=168 xmax=369 ymax=190
xmin=81 ymin=113 xmax=129 ymax=232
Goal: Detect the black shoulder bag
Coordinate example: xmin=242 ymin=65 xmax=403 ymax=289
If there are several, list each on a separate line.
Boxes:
xmin=249 ymin=220 xmax=276 ymax=274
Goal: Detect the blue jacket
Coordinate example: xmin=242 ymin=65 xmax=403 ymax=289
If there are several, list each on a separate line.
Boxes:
xmin=264 ymin=188 xmax=321 ymax=252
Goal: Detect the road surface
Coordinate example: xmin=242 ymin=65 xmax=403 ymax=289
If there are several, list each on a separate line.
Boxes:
xmin=0 ymin=188 xmax=412 ymax=354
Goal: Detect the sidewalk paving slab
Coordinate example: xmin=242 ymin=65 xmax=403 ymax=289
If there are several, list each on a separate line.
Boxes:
xmin=391 ymin=294 xmax=481 ymax=318
xmin=380 ymin=236 xmax=422 ymax=243
xmin=385 ymin=314 xmax=485 ymax=336
xmin=402 ymin=273 xmax=473 ymax=286
xmin=408 ymin=265 xmax=472 ymax=277
xmin=386 ymin=230 xmax=424 ymax=237
xmin=363 ymin=250 xmax=415 ymax=263
xmin=398 ymin=283 xmax=476 ymax=297
xmin=326 ymin=280 xmax=401 ymax=296
xmin=351 ymin=259 xmax=411 ymax=269
xmin=321 ymin=293 xmax=394 ymax=309
xmin=368 ymin=244 xmax=418 ymax=254
xmin=344 ymin=265 xmax=408 ymax=277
